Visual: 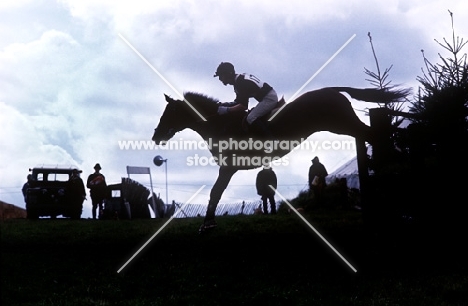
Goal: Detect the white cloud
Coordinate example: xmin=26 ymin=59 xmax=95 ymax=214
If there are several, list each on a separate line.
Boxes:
xmin=0 ymin=30 xmax=82 ymax=111
xmin=0 ymin=102 xmax=80 ymax=209
xmin=0 ymin=0 xmax=34 ymax=10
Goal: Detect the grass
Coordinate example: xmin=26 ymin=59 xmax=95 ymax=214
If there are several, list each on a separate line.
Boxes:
xmin=1 ymin=209 xmax=467 ymax=306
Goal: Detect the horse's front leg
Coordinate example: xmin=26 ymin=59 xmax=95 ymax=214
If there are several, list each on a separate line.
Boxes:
xmin=201 ymin=166 xmax=238 ymax=230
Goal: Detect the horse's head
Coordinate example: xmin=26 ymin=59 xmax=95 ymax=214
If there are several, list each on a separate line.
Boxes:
xmin=152 ymin=94 xmax=186 ymax=144
xmin=152 ymin=92 xmax=218 ymax=144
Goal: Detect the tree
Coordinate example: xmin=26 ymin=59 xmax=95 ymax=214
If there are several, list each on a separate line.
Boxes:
xmin=406 ymin=11 xmax=468 ymax=225
xmin=364 ymin=32 xmax=411 ymax=127
xmin=363 ymin=32 xmax=412 ymax=174
xmin=409 ymin=10 xmax=468 ymax=172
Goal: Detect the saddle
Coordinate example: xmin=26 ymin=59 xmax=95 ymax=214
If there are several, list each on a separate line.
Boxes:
xmin=268 ymin=95 xmax=286 ymax=119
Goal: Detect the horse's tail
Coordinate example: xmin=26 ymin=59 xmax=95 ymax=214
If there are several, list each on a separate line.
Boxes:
xmin=328 ymin=87 xmax=411 ymax=103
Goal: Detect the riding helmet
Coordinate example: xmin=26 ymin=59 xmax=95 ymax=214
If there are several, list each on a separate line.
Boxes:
xmin=214 ymin=62 xmax=235 ymax=77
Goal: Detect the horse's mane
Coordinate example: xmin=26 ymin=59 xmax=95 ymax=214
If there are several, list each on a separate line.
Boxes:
xmin=184 ymin=92 xmax=219 ymax=106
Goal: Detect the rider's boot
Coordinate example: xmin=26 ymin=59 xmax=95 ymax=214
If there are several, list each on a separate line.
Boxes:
xmin=250 ymin=118 xmax=274 ymax=140
xmin=250 ymin=118 xmax=279 ymax=154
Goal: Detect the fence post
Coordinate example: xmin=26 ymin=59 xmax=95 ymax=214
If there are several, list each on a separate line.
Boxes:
xmin=369 ymin=108 xmax=393 ymax=173
xmin=355 ymin=138 xmax=369 ymax=210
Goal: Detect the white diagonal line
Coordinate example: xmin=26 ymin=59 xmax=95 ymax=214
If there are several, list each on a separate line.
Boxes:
xmin=270 ymin=185 xmax=357 ymax=273
xmin=118 ymin=33 xmax=207 ymax=122
xmin=269 ymin=34 xmax=356 ymax=121
xmin=117 ymin=185 xmax=206 ymax=273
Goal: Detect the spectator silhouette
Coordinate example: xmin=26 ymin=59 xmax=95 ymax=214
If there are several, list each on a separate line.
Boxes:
xmin=256 ymin=165 xmax=278 ymax=214
xmin=87 ymin=163 xmax=107 ymax=219
xmin=67 ymin=169 xmax=86 ymax=219
xmin=308 ymin=156 xmax=328 ymax=204
xmin=22 ymin=174 xmax=34 ymax=203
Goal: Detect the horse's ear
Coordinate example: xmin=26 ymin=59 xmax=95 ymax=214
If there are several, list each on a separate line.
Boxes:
xmin=164 ymin=94 xmax=174 ymax=103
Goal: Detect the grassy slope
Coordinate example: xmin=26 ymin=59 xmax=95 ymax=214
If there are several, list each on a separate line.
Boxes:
xmin=1 ymin=211 xmax=467 ymax=306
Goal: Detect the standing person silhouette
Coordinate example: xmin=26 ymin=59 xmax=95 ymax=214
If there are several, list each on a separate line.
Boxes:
xmin=22 ymin=174 xmax=34 ymax=203
xmin=308 ymin=156 xmax=328 ymax=204
xmin=256 ymin=165 xmax=278 ymax=214
xmin=67 ymin=169 xmax=86 ymax=219
xmin=87 ymin=163 xmax=107 ymax=219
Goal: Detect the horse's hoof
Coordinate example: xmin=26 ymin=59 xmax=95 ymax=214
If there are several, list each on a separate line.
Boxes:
xmin=198 ymin=220 xmax=217 ymax=234
xmin=199 ymin=224 xmax=211 ymax=234
xmin=198 ymin=224 xmax=207 ymax=234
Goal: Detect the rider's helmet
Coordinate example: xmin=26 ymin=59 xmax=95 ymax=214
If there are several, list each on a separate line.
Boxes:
xmin=213 ymin=62 xmax=235 ymax=77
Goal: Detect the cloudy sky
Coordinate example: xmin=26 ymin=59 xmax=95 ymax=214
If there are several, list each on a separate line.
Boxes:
xmin=1 ymin=0 xmax=467 ymax=218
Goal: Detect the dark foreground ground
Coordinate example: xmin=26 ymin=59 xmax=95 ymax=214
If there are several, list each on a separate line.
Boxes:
xmin=1 ymin=210 xmax=467 ymax=305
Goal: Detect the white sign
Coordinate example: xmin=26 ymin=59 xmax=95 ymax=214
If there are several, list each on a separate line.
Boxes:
xmin=126 ymin=166 xmax=150 ymax=175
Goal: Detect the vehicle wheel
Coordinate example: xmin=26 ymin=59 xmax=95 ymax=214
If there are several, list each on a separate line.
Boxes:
xmin=70 ymin=207 xmax=82 ymax=220
xmin=27 ymin=209 xmax=39 ymax=220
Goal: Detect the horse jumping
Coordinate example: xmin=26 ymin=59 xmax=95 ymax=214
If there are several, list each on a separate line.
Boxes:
xmin=151 ymin=87 xmax=407 ymax=232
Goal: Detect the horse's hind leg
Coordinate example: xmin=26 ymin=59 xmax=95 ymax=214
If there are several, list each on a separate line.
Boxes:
xmin=347 ymin=121 xmax=375 ymax=145
xmin=201 ymin=166 xmax=238 ymax=231
xmin=331 ymin=91 xmax=376 ymax=144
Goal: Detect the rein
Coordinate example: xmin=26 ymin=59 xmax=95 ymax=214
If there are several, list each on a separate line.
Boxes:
xmin=196 ymin=113 xmax=218 ymax=123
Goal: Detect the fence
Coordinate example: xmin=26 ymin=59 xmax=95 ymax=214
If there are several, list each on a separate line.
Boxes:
xmin=169 ymin=201 xmax=263 ymax=218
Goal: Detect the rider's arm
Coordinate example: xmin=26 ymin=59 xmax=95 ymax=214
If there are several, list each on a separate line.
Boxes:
xmin=218 ymin=102 xmax=247 ymax=115
xmin=228 ymin=103 xmax=247 ymax=113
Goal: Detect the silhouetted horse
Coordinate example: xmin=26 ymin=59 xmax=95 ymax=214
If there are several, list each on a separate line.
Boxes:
xmin=151 ymin=87 xmax=407 ymax=232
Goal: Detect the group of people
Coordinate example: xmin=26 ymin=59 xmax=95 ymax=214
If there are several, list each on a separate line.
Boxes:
xmin=23 ymin=163 xmax=108 ymax=219
xmin=59 ymin=164 xmax=108 ymax=219
xmin=23 ymin=160 xmax=327 ymax=219
xmin=65 ymin=163 xmax=109 ymax=219
xmin=254 ymin=156 xmax=329 ymax=215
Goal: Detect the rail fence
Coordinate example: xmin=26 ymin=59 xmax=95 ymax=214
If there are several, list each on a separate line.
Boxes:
xmin=168 ymin=201 xmax=264 ymax=218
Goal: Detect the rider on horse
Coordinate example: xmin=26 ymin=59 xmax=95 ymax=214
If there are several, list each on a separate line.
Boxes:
xmin=214 ymin=62 xmax=278 ymax=139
